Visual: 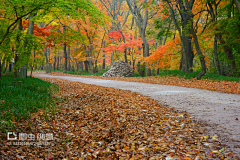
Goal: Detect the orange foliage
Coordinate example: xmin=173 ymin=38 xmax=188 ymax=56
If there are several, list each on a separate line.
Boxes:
xmin=22 ymin=21 xmax=53 ymax=38
xmin=144 ymin=37 xmax=181 ymax=70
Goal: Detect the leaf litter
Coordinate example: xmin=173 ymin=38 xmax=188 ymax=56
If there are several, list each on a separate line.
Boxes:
xmin=49 ymin=72 xmax=240 ymax=95
xmin=0 ymin=77 xmax=238 ymax=159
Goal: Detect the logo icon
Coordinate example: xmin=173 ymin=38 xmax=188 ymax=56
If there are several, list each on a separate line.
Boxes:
xmin=7 ymin=132 xmax=17 ymax=140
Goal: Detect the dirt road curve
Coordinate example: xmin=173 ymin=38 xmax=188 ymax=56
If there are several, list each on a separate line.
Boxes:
xmin=34 ymin=74 xmax=240 ymax=156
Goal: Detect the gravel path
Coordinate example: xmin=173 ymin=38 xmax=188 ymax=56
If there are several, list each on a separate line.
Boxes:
xmin=34 ymin=74 xmax=240 ymax=156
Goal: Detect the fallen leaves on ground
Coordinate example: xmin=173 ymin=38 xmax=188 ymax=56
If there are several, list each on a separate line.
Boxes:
xmin=48 ymin=72 xmax=240 ymax=94
xmin=1 ymin=77 xmax=236 ymax=159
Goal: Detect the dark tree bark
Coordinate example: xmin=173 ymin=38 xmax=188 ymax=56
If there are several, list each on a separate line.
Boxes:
xmin=126 ymin=0 xmax=151 ymax=76
xmin=76 ymin=61 xmax=79 ymax=72
xmin=53 ymin=55 xmax=56 ymax=71
xmin=176 ymin=0 xmax=195 ymax=73
xmin=118 ymin=30 xmax=128 ymax=63
xmin=68 ymin=47 xmax=71 ymax=71
xmin=57 ymin=52 xmax=59 ymax=70
xmin=84 ymin=60 xmax=89 ymax=72
xmin=80 ymin=61 xmax=83 ymax=71
xmin=207 ymin=2 xmax=222 ymax=75
xmin=177 ymin=0 xmax=206 ymax=78
xmin=164 ymin=0 xmax=189 ymax=73
xmin=68 ymin=57 xmax=71 ymax=71
xmin=190 ymin=26 xmax=206 ymax=79
xmin=94 ymin=60 xmax=98 ymax=73
xmin=179 ymin=22 xmax=194 ymax=72
xmin=20 ymin=13 xmax=36 ymax=78
xmin=30 ymin=50 xmax=35 ymax=77
xmin=63 ymin=26 xmax=68 ymax=72
xmin=64 ymin=43 xmax=67 ymax=72
xmin=14 ymin=19 xmax=23 ymax=78
xmin=213 ymin=35 xmax=222 ymax=75
xmin=217 ymin=10 xmax=237 ymax=75
xmin=44 ymin=46 xmax=48 ymax=64
xmin=234 ymin=0 xmax=240 ymax=15
xmin=0 ymin=59 xmax=2 ymax=79
xmin=102 ymin=54 xmax=106 ymax=69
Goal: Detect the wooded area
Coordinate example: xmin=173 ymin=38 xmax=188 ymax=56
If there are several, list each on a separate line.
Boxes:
xmin=0 ymin=0 xmax=240 ymax=79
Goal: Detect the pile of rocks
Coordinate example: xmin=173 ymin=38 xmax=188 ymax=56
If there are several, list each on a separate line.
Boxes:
xmin=102 ymin=60 xmax=133 ymax=77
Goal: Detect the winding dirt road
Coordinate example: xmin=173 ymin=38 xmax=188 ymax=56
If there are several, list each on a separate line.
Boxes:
xmin=34 ymin=74 xmax=240 ymax=156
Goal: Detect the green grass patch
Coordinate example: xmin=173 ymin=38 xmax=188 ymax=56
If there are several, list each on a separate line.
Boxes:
xmin=0 ymin=74 xmax=58 ymax=122
xmin=202 ymin=74 xmax=240 ymax=82
xmin=157 ymin=70 xmax=200 ymax=79
xmin=157 ymin=70 xmax=240 ymax=82
xmin=55 ymin=69 xmax=109 ymax=76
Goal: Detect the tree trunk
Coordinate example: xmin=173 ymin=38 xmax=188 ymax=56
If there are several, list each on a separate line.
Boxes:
xmin=30 ymin=50 xmax=35 ymax=77
xmin=165 ymin=0 xmax=189 ymax=73
xmin=20 ymin=13 xmax=36 ymax=78
xmin=53 ymin=55 xmax=56 ymax=71
xmin=45 ymin=46 xmax=51 ymax=73
xmin=102 ymin=54 xmax=105 ymax=69
xmin=142 ymin=37 xmax=151 ymax=76
xmin=213 ymin=35 xmax=222 ymax=75
xmin=180 ymin=21 xmax=194 ymax=72
xmin=80 ymin=61 xmax=83 ymax=71
xmin=45 ymin=46 xmax=48 ymax=64
xmin=137 ymin=61 xmax=141 ymax=75
xmin=9 ymin=49 xmax=13 ymax=72
xmin=234 ymin=0 xmax=240 ymax=15
xmin=88 ymin=60 xmax=93 ymax=73
xmin=111 ymin=50 xmax=115 ymax=65
xmin=175 ymin=0 xmax=206 ymax=78
xmin=94 ymin=60 xmax=98 ymax=73
xmin=9 ymin=63 xmax=12 ymax=72
xmin=14 ymin=53 xmax=19 ymax=78
xmin=14 ymin=19 xmax=23 ymax=78
xmin=48 ymin=46 xmax=50 ymax=64
xmin=218 ymin=35 xmax=237 ymax=75
xmin=119 ymin=30 xmax=128 ymax=63
xmin=57 ymin=53 xmax=59 ymax=70
xmin=133 ymin=59 xmax=135 ymax=73
xmin=207 ymin=2 xmax=222 ymax=75
xmin=68 ymin=57 xmax=71 ymax=71
xmin=190 ymin=27 xmax=206 ymax=79
xmin=156 ymin=61 xmax=159 ymax=75
xmin=63 ymin=26 xmax=67 ymax=72
xmin=126 ymin=0 xmax=151 ymax=76
xmin=84 ymin=60 xmax=89 ymax=72
xmin=76 ymin=61 xmax=79 ymax=72
xmin=20 ymin=66 xmax=27 ymax=78
xmin=0 ymin=58 xmax=2 ymax=79
xmin=64 ymin=43 xmax=67 ymax=72
xmin=68 ymin=47 xmax=71 ymax=71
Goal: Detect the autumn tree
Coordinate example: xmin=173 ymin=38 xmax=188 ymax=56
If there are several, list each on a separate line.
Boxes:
xmin=0 ymin=0 xmax=105 ymax=78
xmin=98 ymin=0 xmax=130 ymax=64
xmin=126 ymin=0 xmax=152 ymax=76
xmin=159 ymin=0 xmax=206 ymax=79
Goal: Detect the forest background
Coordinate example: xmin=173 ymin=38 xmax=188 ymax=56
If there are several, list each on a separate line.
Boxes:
xmin=1 ymin=0 xmax=240 ymax=80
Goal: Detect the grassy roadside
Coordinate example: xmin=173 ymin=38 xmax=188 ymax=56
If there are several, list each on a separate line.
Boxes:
xmin=54 ymin=69 xmax=109 ymax=76
xmin=0 ymin=74 xmax=58 ymax=123
xmin=48 ymin=69 xmax=240 ymax=82
xmin=48 ymin=71 xmax=240 ymax=94
xmin=158 ymin=70 xmax=240 ymax=82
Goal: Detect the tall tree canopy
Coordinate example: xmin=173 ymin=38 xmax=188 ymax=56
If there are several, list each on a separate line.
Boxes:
xmin=1 ymin=0 xmax=240 ymax=78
